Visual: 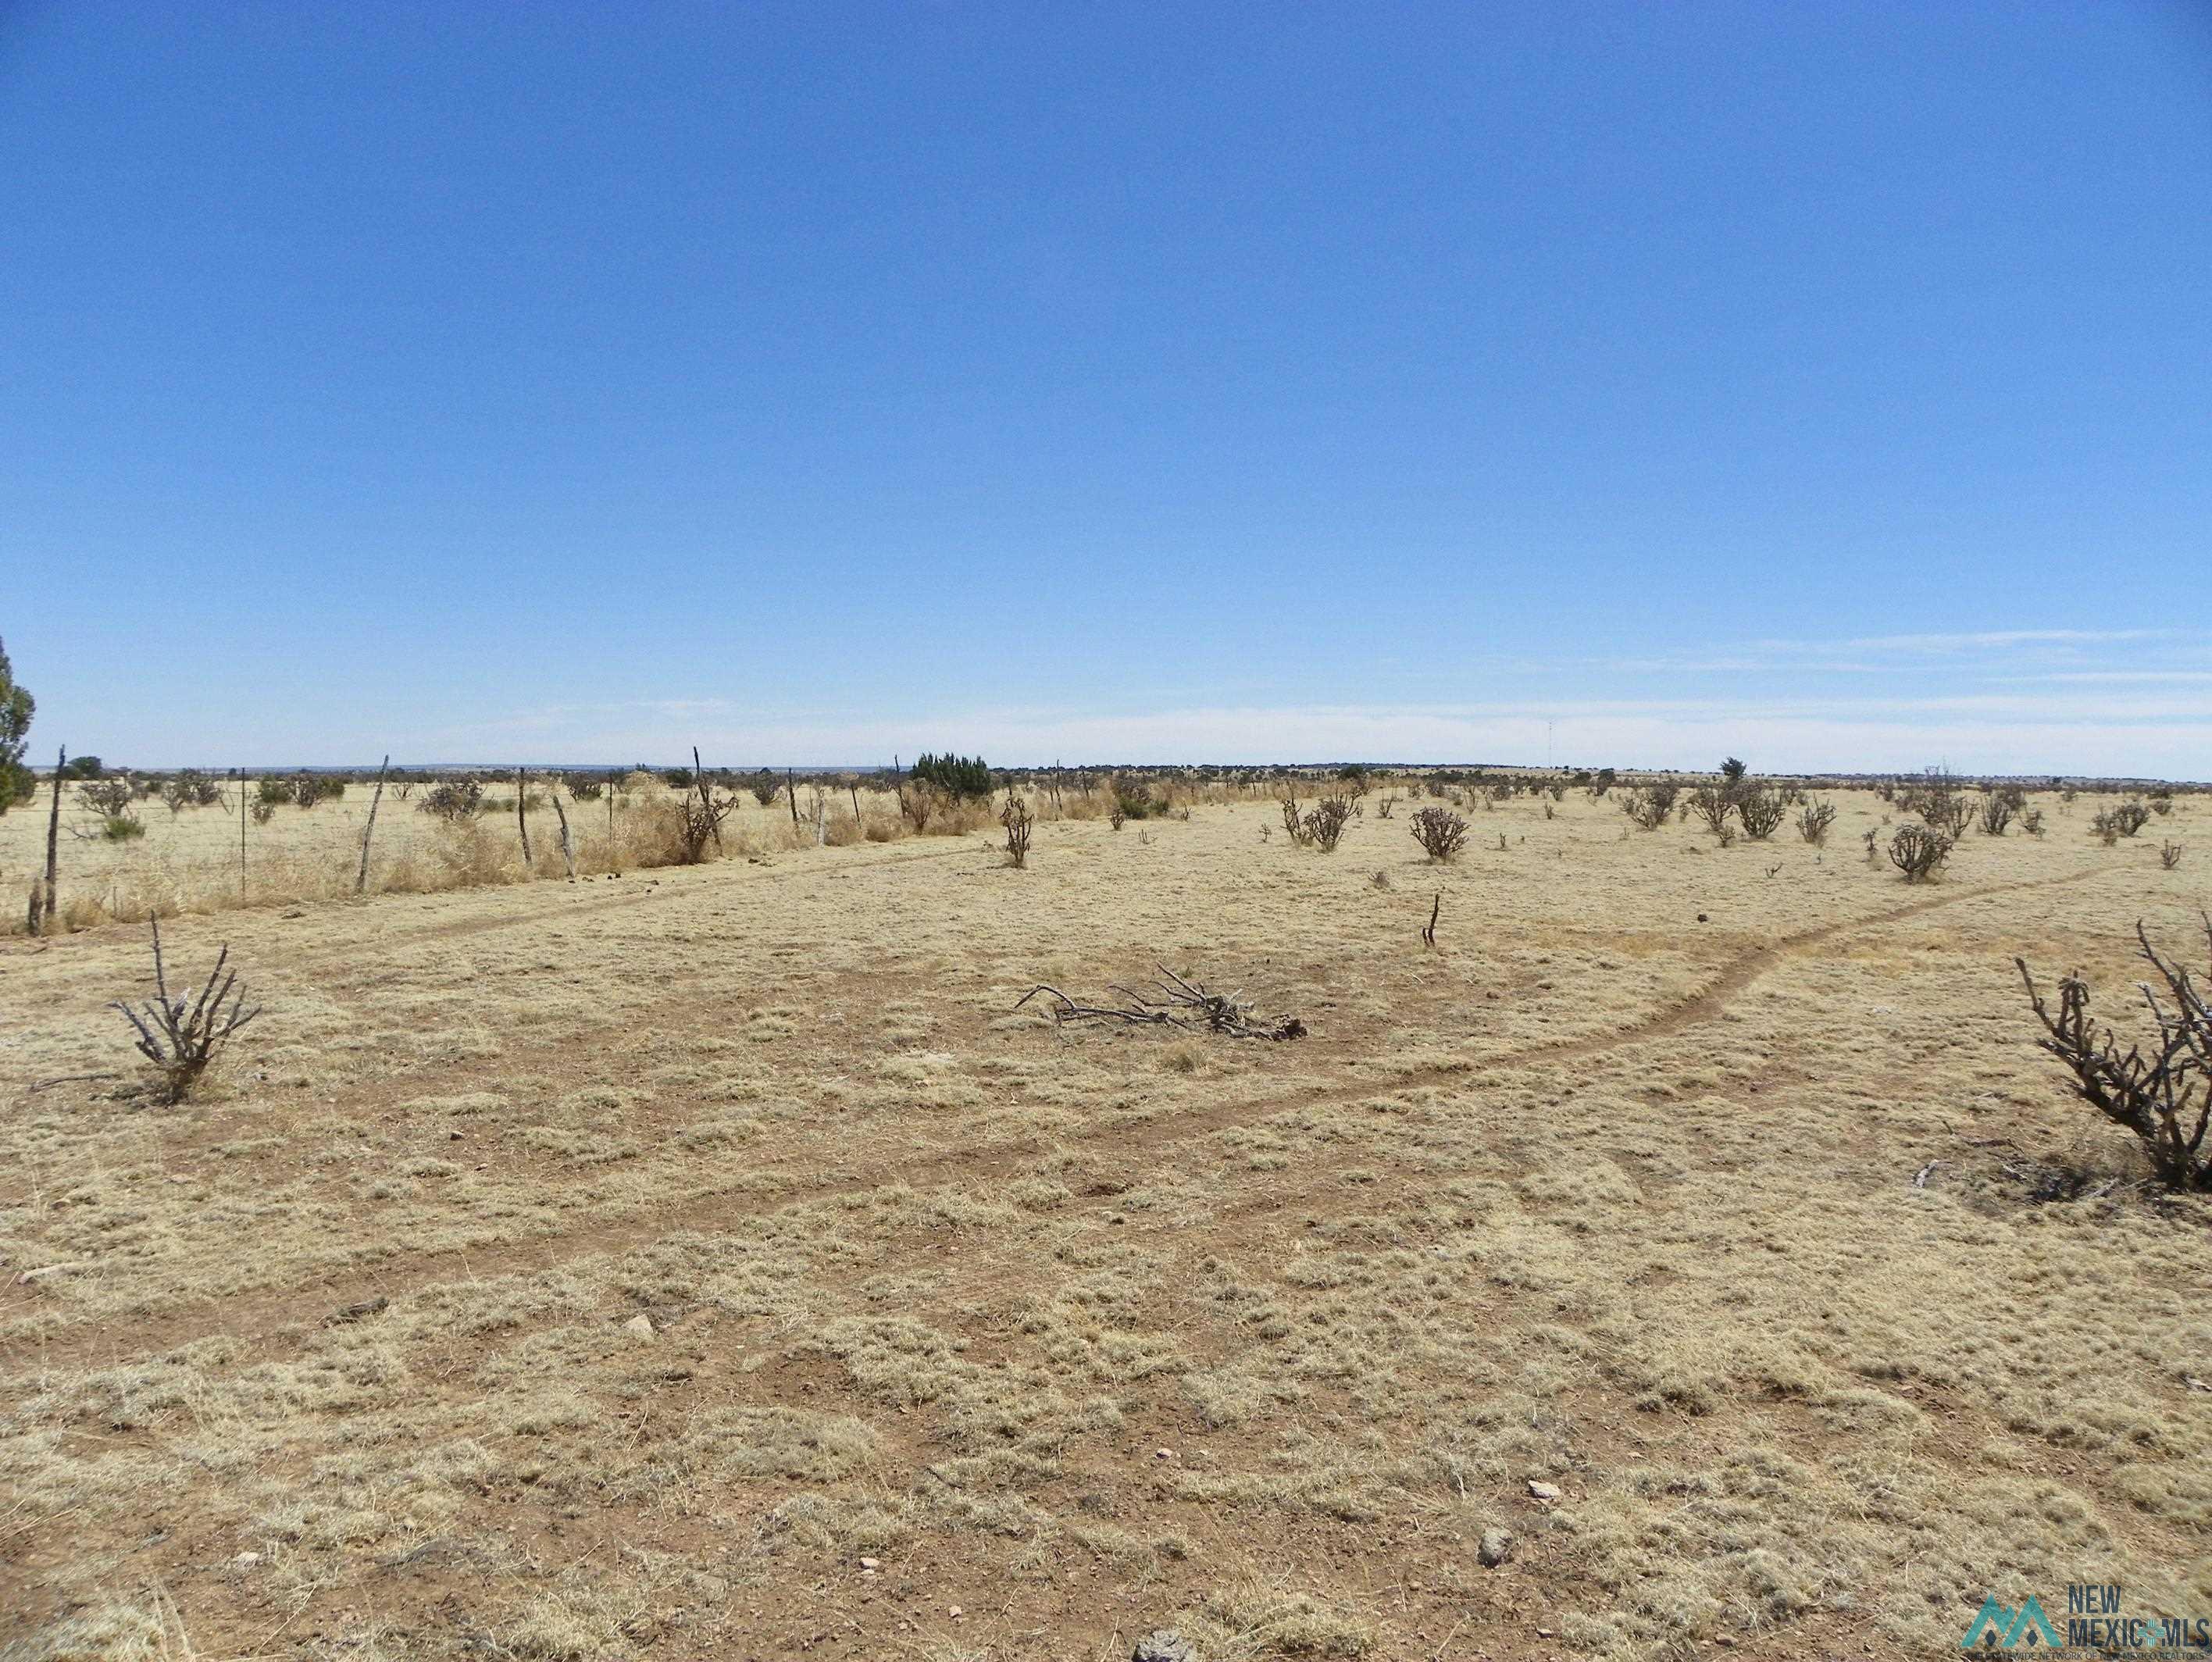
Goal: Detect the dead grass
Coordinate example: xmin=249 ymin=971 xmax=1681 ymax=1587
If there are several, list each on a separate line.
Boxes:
xmin=2 ymin=787 xmax=2207 ymax=1659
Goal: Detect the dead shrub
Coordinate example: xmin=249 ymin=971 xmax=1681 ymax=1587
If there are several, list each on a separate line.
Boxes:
xmin=1408 ymin=806 xmax=1468 ymax=862
xmin=1689 ymin=784 xmax=1734 ymax=839
xmin=1301 ymin=795 xmax=1356 ymax=853
xmin=109 ymin=917 xmax=261 ymax=1104
xmin=1620 ymin=785 xmax=1676 ymax=831
xmin=1977 ymin=787 xmax=2022 ymax=836
xmin=2017 ymin=915 xmax=2210 ymax=1190
xmin=673 ymin=778 xmax=743 ymax=863
xmin=1001 ymin=792 xmax=1033 ymax=868
xmin=1889 ymin=823 xmax=1952 ymax=882
xmin=1735 ymin=789 xmax=1785 ymax=841
xmin=1796 ymin=797 xmax=1836 ymax=845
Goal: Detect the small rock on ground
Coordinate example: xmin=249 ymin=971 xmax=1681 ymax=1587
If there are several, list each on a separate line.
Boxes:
xmin=1134 ymin=1631 xmax=1197 ymax=1662
xmin=623 ymin=1314 xmax=655 ymax=1339
xmin=1528 ymin=1480 xmax=1562 ymax=1502
xmin=1479 ymin=1528 xmax=1513 ymax=1567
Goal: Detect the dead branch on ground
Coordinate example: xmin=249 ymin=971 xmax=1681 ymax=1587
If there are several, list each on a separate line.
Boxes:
xmin=1015 ymin=964 xmax=1305 ymax=1040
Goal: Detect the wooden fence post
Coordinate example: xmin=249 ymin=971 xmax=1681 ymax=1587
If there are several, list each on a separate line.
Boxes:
xmin=38 ymin=746 xmax=63 ymax=933
xmin=355 ymin=754 xmax=389 ymax=895
xmin=516 ymin=767 xmax=533 ymax=869
xmin=695 ymin=747 xmax=722 ymax=854
xmin=549 ymin=784 xmax=576 ymax=881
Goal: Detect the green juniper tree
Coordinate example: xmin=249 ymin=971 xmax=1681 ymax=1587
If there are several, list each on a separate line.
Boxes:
xmin=0 ymin=637 xmax=33 ymax=813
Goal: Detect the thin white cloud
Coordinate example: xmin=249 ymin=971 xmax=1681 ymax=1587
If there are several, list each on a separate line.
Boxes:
xmin=1834 ymin=629 xmax=2176 ymax=653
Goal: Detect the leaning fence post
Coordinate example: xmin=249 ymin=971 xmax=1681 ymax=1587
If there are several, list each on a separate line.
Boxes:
xmin=549 ymin=782 xmax=576 ymax=881
xmin=516 ymin=767 xmax=533 ymax=869
xmin=355 ymin=754 xmax=389 ymax=895
xmin=38 ymin=746 xmax=63 ymax=934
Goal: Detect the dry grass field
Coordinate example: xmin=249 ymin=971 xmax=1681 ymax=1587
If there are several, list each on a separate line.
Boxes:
xmin=2 ymin=786 xmax=2207 ymax=1661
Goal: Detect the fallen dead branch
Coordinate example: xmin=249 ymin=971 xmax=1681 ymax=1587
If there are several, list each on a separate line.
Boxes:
xmin=1015 ymin=965 xmax=1306 ymax=1040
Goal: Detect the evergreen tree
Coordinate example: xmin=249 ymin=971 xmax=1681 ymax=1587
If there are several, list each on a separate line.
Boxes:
xmin=0 ymin=637 xmax=33 ymax=813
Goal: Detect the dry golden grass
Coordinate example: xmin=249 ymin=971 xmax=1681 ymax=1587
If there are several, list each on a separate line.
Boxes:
xmin=2 ymin=786 xmax=2206 ymax=1660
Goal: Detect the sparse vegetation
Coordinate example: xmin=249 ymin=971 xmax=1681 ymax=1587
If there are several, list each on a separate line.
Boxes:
xmin=910 ymin=752 xmax=992 ymax=801
xmin=1408 ymin=804 xmax=1468 ymax=861
xmin=0 ymin=635 xmax=31 ymax=812
xmin=1000 ymin=790 xmax=1033 ymax=868
xmin=108 ymin=916 xmax=261 ymax=1103
xmin=420 ymin=777 xmax=485 ymax=822
xmin=1977 ymin=786 xmax=2023 ymax=836
xmin=2018 ymin=916 xmax=2210 ymax=1189
xmin=1888 ymin=822 xmax=1952 ymax=882
xmin=1620 ymin=783 xmax=1677 ymax=831
xmin=5 ymin=777 xmax=2210 ymax=1662
xmin=1796 ymin=797 xmax=1836 ymax=845
xmin=1300 ymin=794 xmax=1355 ymax=852
xmin=1689 ymin=783 xmax=1735 ymax=838
xmin=79 ymin=777 xmax=136 ymax=819
xmin=671 ymin=774 xmax=742 ymax=863
xmin=1735 ymin=787 xmax=1785 ymax=840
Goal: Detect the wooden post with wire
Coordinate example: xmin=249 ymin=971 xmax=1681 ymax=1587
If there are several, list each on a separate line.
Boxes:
xmin=516 ymin=767 xmax=533 ymax=869
xmin=355 ymin=754 xmax=389 ymax=895
xmin=549 ymin=782 xmax=576 ymax=880
xmin=37 ymin=746 xmax=64 ymax=934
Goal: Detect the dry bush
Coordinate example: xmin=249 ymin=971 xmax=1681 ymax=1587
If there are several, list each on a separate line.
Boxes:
xmin=2161 ymin=841 xmax=2184 ymax=871
xmin=80 ymin=777 xmax=135 ymax=818
xmin=1620 ymin=784 xmax=1675 ymax=831
xmin=673 ymin=778 xmax=743 ymax=863
xmin=1911 ymin=768 xmax=1973 ymax=838
xmin=1735 ymin=788 xmax=1785 ymax=840
xmin=420 ymin=779 xmax=484 ymax=822
xmin=1001 ymin=792 xmax=1033 ymax=868
xmin=1796 ymin=797 xmax=1836 ymax=845
xmin=1689 ymin=783 xmax=1734 ymax=838
xmin=159 ymin=771 xmax=223 ymax=814
xmin=1408 ymin=805 xmax=1468 ymax=861
xmin=1889 ymin=822 xmax=1952 ymax=883
xmin=2018 ymin=916 xmax=2210 ymax=1189
xmin=2110 ymin=800 xmax=2153 ymax=838
xmin=109 ymin=917 xmax=260 ymax=1103
xmin=1977 ymin=786 xmax=2022 ymax=836
xmin=2023 ymin=808 xmax=2046 ymax=837
xmin=1301 ymin=795 xmax=1356 ymax=853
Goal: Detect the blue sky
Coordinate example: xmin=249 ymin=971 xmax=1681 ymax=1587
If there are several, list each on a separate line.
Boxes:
xmin=4 ymin=2 xmax=2209 ymax=774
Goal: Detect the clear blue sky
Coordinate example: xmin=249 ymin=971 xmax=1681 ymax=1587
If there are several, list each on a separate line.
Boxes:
xmin=5 ymin=2 xmax=2209 ymax=774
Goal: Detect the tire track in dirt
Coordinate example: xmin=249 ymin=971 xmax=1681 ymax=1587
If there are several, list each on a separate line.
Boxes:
xmin=1 ymin=863 xmax=2107 ymax=1376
